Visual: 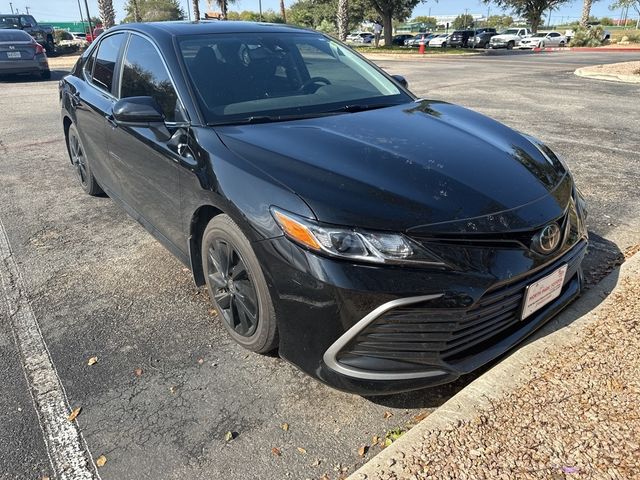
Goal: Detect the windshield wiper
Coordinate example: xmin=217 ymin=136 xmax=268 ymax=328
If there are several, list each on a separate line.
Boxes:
xmin=208 ymin=112 xmax=341 ymax=127
xmin=327 ymin=103 xmax=398 ymax=114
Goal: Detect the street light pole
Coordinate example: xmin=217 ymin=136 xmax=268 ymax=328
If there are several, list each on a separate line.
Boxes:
xmin=76 ymin=0 xmax=85 ymax=36
xmin=83 ymin=0 xmax=93 ymax=38
xmin=259 ymin=0 xmax=263 ymax=21
xmin=9 ymin=2 xmax=14 ymax=13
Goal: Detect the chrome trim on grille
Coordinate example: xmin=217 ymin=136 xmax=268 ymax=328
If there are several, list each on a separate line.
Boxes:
xmin=322 ymin=294 xmax=445 ymax=380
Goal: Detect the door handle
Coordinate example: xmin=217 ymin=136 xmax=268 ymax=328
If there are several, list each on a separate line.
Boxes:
xmin=69 ymin=92 xmax=80 ymax=107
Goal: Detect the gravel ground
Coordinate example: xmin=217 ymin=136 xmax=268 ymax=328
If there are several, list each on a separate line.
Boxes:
xmin=581 ymin=61 xmax=640 ymax=76
xmin=355 ymin=255 xmax=640 ymax=480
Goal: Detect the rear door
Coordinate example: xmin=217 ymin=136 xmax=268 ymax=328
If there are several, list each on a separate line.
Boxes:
xmin=73 ymin=32 xmax=127 ymax=195
xmin=107 ymin=33 xmax=188 ymax=253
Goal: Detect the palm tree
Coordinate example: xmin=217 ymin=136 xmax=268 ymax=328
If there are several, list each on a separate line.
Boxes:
xmin=98 ymin=0 xmax=116 ymax=27
xmin=580 ymin=0 xmax=599 ymax=26
xmin=193 ymin=0 xmax=200 ymax=20
xmin=337 ymin=0 xmax=348 ymax=41
xmin=280 ymin=0 xmax=286 ymax=23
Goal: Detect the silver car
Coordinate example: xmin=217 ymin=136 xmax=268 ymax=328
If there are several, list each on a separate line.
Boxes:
xmin=0 ymin=29 xmax=50 ymax=78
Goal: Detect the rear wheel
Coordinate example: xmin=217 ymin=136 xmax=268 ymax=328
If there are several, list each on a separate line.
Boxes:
xmin=202 ymin=215 xmax=278 ymax=353
xmin=66 ymin=123 xmax=103 ymax=196
xmin=40 ymin=69 xmax=51 ymax=80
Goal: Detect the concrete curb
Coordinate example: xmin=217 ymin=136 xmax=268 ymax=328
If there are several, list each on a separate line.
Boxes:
xmin=349 ymin=252 xmax=640 ymax=480
xmin=575 ymin=66 xmax=640 ymax=83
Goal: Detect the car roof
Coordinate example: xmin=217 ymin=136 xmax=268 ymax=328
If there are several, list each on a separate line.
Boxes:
xmin=107 ymin=20 xmax=314 ymax=39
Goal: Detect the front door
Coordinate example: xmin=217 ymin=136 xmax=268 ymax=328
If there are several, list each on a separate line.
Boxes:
xmin=107 ymin=33 xmax=188 ymax=254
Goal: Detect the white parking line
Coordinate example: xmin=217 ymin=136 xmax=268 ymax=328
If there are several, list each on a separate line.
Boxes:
xmin=0 ymin=217 xmax=97 ymax=480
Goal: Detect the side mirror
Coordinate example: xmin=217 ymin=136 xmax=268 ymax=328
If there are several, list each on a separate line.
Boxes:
xmin=392 ymin=74 xmax=408 ymax=89
xmin=113 ymin=96 xmax=165 ymax=125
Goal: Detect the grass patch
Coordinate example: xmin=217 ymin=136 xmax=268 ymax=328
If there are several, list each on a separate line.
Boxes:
xmin=353 ymin=45 xmax=474 ymax=55
xmin=611 ymin=29 xmax=640 ymax=43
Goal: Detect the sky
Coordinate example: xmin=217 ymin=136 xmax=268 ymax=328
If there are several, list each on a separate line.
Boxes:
xmin=3 ymin=0 xmax=634 ymax=26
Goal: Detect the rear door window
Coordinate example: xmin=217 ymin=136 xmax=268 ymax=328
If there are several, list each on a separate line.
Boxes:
xmin=92 ymin=33 xmax=126 ymax=94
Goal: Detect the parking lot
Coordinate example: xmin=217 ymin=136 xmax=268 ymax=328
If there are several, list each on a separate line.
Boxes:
xmin=1 ymin=51 xmax=639 ymax=480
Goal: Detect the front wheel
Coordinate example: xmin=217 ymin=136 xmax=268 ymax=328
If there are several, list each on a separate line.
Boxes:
xmin=202 ymin=215 xmax=278 ymax=353
xmin=507 ymin=41 xmax=514 ymax=50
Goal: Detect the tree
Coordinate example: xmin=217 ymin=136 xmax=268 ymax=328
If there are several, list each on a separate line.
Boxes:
xmin=288 ymin=0 xmax=376 ymax=34
xmin=485 ymin=14 xmax=514 ymax=29
xmin=280 ymin=0 xmax=287 ymax=22
xmin=580 ymin=0 xmax=602 ymax=27
xmin=610 ymin=0 xmax=640 ymax=26
xmin=452 ymin=13 xmax=474 ymax=29
xmin=98 ymin=0 xmax=116 ymax=27
xmin=483 ymin=0 xmax=572 ymax=32
xmin=193 ymin=0 xmax=200 ymax=19
xmin=337 ymin=0 xmax=348 ymax=40
xmin=206 ymin=0 xmax=237 ymax=19
xmin=368 ymin=0 xmax=421 ymax=45
xmin=123 ymin=0 xmax=185 ymax=22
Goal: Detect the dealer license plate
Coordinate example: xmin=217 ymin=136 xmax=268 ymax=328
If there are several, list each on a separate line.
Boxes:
xmin=521 ymin=264 xmax=568 ymax=319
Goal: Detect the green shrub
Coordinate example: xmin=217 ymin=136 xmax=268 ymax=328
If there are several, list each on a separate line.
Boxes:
xmin=569 ymin=26 xmax=605 ymax=47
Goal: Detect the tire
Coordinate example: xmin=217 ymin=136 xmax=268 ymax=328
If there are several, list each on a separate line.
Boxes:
xmin=40 ymin=69 xmax=51 ymax=80
xmin=507 ymin=41 xmax=514 ymax=50
xmin=202 ymin=214 xmax=278 ymax=354
xmin=559 ymin=41 xmax=565 ymax=48
xmin=66 ymin=123 xmax=103 ymax=196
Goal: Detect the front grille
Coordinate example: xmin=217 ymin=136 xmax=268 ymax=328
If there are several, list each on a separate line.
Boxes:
xmin=337 ymin=241 xmax=587 ymax=370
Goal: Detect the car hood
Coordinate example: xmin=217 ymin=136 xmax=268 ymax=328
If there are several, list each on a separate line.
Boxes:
xmin=215 ymin=100 xmax=571 ymax=234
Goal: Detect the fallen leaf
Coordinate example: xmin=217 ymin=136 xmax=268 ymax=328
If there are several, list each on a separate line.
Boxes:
xmin=134 ymin=368 xmax=143 ymax=377
xmin=41 ymin=476 xmax=50 ymax=480
xmin=182 ymin=267 xmax=190 ymax=272
xmin=372 ymin=435 xmax=380 ymax=445
xmin=383 ymin=411 xmax=393 ymax=419
xmin=357 ymin=445 xmax=368 ymax=457
xmin=208 ymin=308 xmax=218 ymax=317
xmin=67 ymin=407 xmax=82 ymax=422
xmin=281 ymin=423 xmax=289 ymax=431
xmin=224 ymin=431 xmax=234 ymax=442
xmin=95 ymin=455 xmax=107 ymax=467
xmin=87 ymin=356 xmax=98 ymax=366
xmin=320 ymin=474 xmax=330 ymax=480
xmin=311 ymin=459 xmax=321 ymax=467
xmin=413 ymin=411 xmax=429 ymax=422
xmin=169 ymin=386 xmax=177 ymax=394
xmin=271 ymin=447 xmax=281 ymax=457
xmin=297 ymin=447 xmax=307 ymax=454
xmin=197 ymin=358 xmax=204 ymax=365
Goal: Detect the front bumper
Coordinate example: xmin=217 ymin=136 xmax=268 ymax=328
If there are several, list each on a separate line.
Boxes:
xmin=255 ymin=214 xmax=588 ymax=395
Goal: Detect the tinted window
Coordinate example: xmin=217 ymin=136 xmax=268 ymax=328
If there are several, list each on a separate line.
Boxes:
xmin=0 ymin=16 xmax=20 ymax=28
xmin=0 ymin=30 xmax=31 ymax=41
xmin=120 ymin=35 xmax=183 ymax=122
xmin=179 ymin=32 xmax=408 ymax=124
xmin=84 ymin=48 xmax=96 ymax=79
xmin=92 ymin=33 xmax=125 ymax=93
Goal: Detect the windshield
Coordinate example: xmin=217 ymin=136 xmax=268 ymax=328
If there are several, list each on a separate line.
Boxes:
xmin=531 ymin=33 xmax=546 ymax=37
xmin=179 ymin=32 xmax=411 ymax=125
xmin=500 ymin=29 xmax=521 ymax=35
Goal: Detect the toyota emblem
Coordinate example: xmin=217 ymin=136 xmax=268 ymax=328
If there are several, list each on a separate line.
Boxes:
xmin=533 ymin=223 xmax=561 ymax=254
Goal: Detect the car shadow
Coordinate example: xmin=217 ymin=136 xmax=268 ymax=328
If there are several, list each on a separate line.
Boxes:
xmin=0 ymin=69 xmax=67 ymax=83
xmin=366 ymin=231 xmax=623 ymax=410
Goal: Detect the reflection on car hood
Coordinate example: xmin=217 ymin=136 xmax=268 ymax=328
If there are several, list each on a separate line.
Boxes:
xmin=216 ymin=100 xmax=570 ymax=233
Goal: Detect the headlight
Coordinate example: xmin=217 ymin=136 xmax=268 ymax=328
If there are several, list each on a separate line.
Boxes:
xmin=271 ymin=207 xmax=446 ymax=266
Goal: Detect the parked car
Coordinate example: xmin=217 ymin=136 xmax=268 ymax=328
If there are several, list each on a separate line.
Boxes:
xmin=60 ymin=21 xmax=588 ymax=395
xmin=468 ymin=30 xmax=498 ymax=48
xmin=489 ymin=27 xmax=532 ymax=49
xmin=405 ymin=33 xmax=435 ymax=47
xmin=448 ymin=30 xmax=475 ymax=48
xmin=347 ymin=32 xmax=373 ymax=44
xmin=564 ymin=26 xmax=611 ymax=43
xmin=0 ymin=28 xmax=50 ymax=78
xmin=518 ymin=31 xmax=567 ymax=49
xmin=390 ymin=34 xmax=414 ymax=46
xmin=427 ymin=33 xmax=450 ymax=48
xmin=0 ymin=14 xmax=55 ymax=54
xmin=56 ymin=30 xmax=89 ymax=49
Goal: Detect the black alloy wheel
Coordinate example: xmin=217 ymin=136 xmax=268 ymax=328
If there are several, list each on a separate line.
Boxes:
xmin=202 ymin=215 xmax=278 ymax=353
xmin=66 ymin=123 xmax=103 ymax=195
xmin=207 ymin=238 xmax=259 ymax=337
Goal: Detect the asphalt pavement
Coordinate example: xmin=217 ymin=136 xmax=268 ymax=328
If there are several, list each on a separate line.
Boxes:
xmin=0 ymin=50 xmax=638 ymax=480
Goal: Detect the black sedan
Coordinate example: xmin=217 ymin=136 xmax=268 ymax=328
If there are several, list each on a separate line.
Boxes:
xmin=60 ymin=22 xmax=588 ymax=395
xmin=0 ymin=29 xmax=50 ymax=78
